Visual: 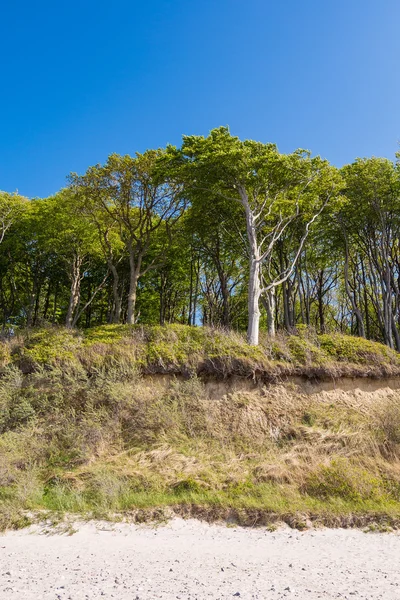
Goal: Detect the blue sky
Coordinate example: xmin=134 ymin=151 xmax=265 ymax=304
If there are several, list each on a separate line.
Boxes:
xmin=1 ymin=0 xmax=399 ymax=198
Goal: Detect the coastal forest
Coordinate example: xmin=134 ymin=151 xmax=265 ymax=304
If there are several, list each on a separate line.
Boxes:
xmin=2 ymin=127 xmax=400 ymax=348
xmin=2 ymin=128 xmax=400 ymax=530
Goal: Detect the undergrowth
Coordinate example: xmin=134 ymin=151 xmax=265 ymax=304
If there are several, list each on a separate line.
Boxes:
xmin=1 ymin=324 xmax=400 ymax=530
xmin=4 ymin=323 xmax=400 ymax=377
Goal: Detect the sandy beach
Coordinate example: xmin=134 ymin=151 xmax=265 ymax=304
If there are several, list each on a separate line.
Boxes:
xmin=1 ymin=519 xmax=400 ymax=599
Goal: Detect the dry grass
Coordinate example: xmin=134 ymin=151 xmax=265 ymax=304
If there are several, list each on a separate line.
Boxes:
xmin=1 ymin=325 xmax=400 ymax=530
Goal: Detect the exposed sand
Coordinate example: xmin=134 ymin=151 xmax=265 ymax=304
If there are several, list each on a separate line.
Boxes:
xmin=1 ymin=519 xmax=400 ymax=599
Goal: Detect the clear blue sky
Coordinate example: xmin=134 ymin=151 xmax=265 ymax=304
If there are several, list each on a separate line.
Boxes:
xmin=1 ymin=0 xmax=399 ymax=198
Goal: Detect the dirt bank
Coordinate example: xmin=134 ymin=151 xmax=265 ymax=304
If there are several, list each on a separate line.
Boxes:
xmin=144 ymin=371 xmax=400 ymax=398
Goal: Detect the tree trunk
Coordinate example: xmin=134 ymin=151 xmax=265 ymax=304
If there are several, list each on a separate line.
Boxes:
xmin=192 ymin=257 xmax=200 ymax=326
xmin=343 ymin=240 xmax=365 ymax=338
xmin=315 ymin=270 xmax=325 ymax=333
xmin=278 ymin=246 xmax=291 ymax=331
xmin=109 ymin=262 xmax=121 ymax=324
xmin=127 ymin=245 xmax=141 ymax=325
xmin=159 ymin=271 xmax=166 ymax=326
xmin=247 ymin=256 xmax=261 ymax=345
xmin=391 ymin=313 xmax=400 ymax=351
xmin=239 ymin=186 xmax=262 ymax=345
xmin=42 ymin=281 xmax=51 ymax=321
xmin=52 ymin=282 xmax=58 ymax=323
xmin=382 ymin=271 xmax=393 ymax=348
xmin=127 ymin=269 xmax=139 ymax=325
xmin=360 ymin=259 xmax=371 ymax=339
xmin=66 ymin=254 xmax=82 ymax=328
xmin=188 ymin=252 xmax=194 ymax=326
xmin=262 ymin=288 xmax=276 ymax=336
xmin=219 ymin=271 xmax=230 ymax=328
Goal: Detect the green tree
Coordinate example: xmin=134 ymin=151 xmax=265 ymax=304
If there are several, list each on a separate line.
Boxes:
xmin=168 ymin=127 xmax=342 ymax=344
xmin=70 ymin=151 xmax=185 ymax=324
xmin=341 ymin=158 xmax=400 ymax=348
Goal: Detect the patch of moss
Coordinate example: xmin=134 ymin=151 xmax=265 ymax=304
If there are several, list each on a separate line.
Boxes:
xmin=142 ymin=324 xmax=203 ymax=366
xmin=83 ymin=325 xmax=134 ymax=345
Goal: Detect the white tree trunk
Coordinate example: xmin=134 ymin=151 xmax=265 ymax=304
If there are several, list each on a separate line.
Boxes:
xmin=266 ymin=288 xmax=276 ymax=337
xmin=247 ymin=257 xmax=261 ymax=345
xmin=238 ymin=182 xmax=328 ymax=345
xmin=239 ymin=186 xmax=262 ymax=345
xmin=109 ymin=261 xmax=121 ymax=324
xmin=127 ymin=269 xmax=139 ymax=325
xmin=65 ymin=254 xmax=82 ymax=328
xmin=127 ymin=245 xmax=141 ymax=325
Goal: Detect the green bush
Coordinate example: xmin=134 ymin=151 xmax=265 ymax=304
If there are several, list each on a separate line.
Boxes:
xmin=16 ymin=327 xmax=82 ymax=370
xmin=304 ymin=459 xmax=387 ymax=502
xmin=318 ymin=334 xmax=399 ymax=365
xmin=0 ymin=344 xmax=11 ymax=369
xmin=287 ymin=336 xmax=328 ymax=365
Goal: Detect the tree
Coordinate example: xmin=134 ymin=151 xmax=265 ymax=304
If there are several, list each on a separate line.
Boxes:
xmin=0 ymin=191 xmax=28 ymax=244
xmin=70 ymin=151 xmax=185 ymax=324
xmin=168 ymin=127 xmax=342 ymax=344
xmin=185 ymin=191 xmax=244 ymax=328
xmin=30 ymin=192 xmax=103 ymax=328
xmin=341 ymin=158 xmax=400 ymax=348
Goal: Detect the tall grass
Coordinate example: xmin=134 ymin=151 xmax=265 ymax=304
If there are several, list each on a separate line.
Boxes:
xmin=1 ymin=324 xmax=400 ymax=530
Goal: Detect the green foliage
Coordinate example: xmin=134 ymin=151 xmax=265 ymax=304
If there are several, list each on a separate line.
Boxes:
xmin=143 ymin=324 xmax=206 ymax=367
xmin=304 ymin=459 xmax=388 ymax=503
xmin=0 ymin=191 xmax=28 ymax=242
xmin=0 ymin=344 xmax=11 ymax=368
xmin=2 ymin=132 xmax=400 ymax=356
xmin=17 ymin=327 xmax=82 ymax=370
xmin=2 ymin=325 xmax=400 ymax=379
xmin=287 ymin=335 xmax=328 ymax=365
xmin=319 ymin=334 xmax=399 ymax=365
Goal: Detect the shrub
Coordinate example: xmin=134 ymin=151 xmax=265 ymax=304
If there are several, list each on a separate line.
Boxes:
xmin=319 ymin=334 xmax=399 ymax=365
xmin=376 ymin=401 xmax=400 ymax=447
xmin=304 ymin=459 xmax=387 ymax=502
xmin=287 ymin=336 xmax=328 ymax=365
xmin=169 ymin=477 xmax=204 ymax=495
xmin=15 ymin=327 xmax=82 ymax=371
xmin=0 ymin=343 xmax=11 ymax=369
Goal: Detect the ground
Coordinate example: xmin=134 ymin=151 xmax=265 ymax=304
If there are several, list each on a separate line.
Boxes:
xmin=1 ymin=519 xmax=400 ymax=599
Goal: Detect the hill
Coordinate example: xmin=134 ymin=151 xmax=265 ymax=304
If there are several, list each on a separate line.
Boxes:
xmin=1 ymin=325 xmax=400 ymax=530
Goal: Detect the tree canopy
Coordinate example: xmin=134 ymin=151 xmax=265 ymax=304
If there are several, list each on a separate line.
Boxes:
xmin=1 ymin=129 xmax=400 ymax=348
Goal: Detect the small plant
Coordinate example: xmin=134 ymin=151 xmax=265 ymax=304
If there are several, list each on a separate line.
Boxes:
xmin=304 ymin=459 xmax=387 ymax=503
xmin=319 ymin=334 xmax=399 ymax=365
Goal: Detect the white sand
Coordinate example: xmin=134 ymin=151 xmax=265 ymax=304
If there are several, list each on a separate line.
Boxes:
xmin=1 ymin=519 xmax=400 ymax=599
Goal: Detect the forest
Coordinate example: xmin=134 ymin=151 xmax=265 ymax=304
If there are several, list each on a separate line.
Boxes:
xmin=2 ymin=126 xmax=400 ymax=348
xmin=3 ymin=127 xmax=400 ymax=531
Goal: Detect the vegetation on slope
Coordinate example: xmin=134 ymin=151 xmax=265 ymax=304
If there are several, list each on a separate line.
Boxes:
xmin=5 ymin=323 xmax=400 ymax=379
xmin=1 ymin=325 xmax=400 ymax=530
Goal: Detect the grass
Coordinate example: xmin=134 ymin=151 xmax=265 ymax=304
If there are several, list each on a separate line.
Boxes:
xmin=4 ymin=323 xmax=400 ymax=377
xmin=1 ymin=324 xmax=400 ymax=530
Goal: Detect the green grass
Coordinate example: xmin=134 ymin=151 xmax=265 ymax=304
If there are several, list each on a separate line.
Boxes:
xmin=5 ymin=323 xmax=400 ymax=376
